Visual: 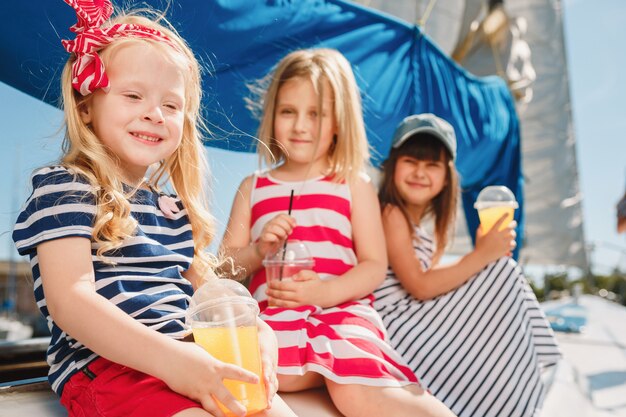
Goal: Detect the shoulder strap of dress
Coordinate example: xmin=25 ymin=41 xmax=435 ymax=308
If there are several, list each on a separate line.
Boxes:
xmin=248 ymin=169 xmax=267 ymax=210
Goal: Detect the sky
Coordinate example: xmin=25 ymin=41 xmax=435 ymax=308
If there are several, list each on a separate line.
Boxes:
xmin=561 ymin=0 xmax=626 ymax=274
xmin=0 ymin=0 xmax=625 ymax=278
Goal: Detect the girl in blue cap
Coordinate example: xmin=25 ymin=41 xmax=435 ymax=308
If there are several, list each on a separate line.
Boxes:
xmin=374 ymin=114 xmax=561 ymax=417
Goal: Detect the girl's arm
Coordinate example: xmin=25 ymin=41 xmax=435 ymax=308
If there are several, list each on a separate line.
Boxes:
xmin=182 ymin=258 xmax=209 ymax=290
xmin=38 ymin=236 xmax=258 ymax=416
xmin=267 ymin=177 xmax=387 ymax=308
xmin=218 ymin=176 xmax=257 ymax=280
xmin=384 ymin=205 xmax=515 ymax=300
xmin=324 ymin=175 xmax=388 ymax=303
xmin=219 ymin=176 xmax=295 ymax=280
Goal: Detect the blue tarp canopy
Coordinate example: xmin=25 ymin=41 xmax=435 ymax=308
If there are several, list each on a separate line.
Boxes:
xmin=0 ymin=0 xmax=523 ymax=254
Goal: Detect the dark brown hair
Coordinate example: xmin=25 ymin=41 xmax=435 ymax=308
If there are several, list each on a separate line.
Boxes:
xmin=378 ymin=134 xmax=459 ymax=263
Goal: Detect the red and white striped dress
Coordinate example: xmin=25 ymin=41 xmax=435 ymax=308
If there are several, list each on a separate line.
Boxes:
xmin=249 ymin=172 xmax=418 ymax=387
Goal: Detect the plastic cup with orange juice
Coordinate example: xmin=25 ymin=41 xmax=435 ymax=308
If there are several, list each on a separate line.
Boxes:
xmin=186 ymin=279 xmax=267 ymax=416
xmin=474 ymin=186 xmax=518 ymax=232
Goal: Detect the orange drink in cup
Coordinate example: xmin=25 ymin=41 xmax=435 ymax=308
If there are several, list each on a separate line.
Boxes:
xmin=192 ymin=326 xmax=266 ymax=413
xmin=186 ymin=279 xmax=267 ymax=416
xmin=474 ymin=186 xmax=518 ymax=232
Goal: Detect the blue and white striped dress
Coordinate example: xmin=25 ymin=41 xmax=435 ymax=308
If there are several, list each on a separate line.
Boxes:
xmin=12 ymin=166 xmax=195 ymax=396
xmin=373 ymin=225 xmax=561 ymax=417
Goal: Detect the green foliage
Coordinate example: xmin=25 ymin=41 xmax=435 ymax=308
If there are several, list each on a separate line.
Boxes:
xmin=528 ymin=280 xmax=544 ymax=302
xmin=530 ymin=269 xmax=626 ymax=306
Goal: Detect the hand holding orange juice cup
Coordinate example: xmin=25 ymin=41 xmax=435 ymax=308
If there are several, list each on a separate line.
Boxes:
xmin=186 ymin=279 xmax=267 ymax=416
xmin=474 ymin=186 xmax=518 ymax=232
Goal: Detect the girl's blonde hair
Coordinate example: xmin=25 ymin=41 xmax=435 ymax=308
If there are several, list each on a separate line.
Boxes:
xmin=248 ymin=48 xmax=370 ymax=183
xmin=378 ymin=135 xmax=459 ymax=264
xmin=60 ymin=10 xmax=214 ymax=273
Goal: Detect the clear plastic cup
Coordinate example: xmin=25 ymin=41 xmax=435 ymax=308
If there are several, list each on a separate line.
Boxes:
xmin=186 ymin=279 xmax=267 ymax=416
xmin=262 ymin=240 xmax=315 ymax=282
xmin=474 ymin=185 xmax=519 ymax=232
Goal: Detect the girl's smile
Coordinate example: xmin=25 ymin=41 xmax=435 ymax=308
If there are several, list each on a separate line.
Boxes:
xmin=404 ymin=179 xmax=431 ymax=188
xmin=130 ymin=131 xmax=163 ymax=143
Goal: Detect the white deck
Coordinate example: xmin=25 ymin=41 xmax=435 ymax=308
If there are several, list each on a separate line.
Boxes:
xmin=2 ymin=294 xmax=625 ymax=416
xmin=542 ymin=295 xmax=626 ymax=417
xmin=0 ymin=382 xmax=342 ymax=417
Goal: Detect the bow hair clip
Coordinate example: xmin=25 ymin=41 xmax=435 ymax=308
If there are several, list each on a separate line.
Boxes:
xmin=65 ymin=0 xmax=113 ymax=33
xmin=61 ymin=0 xmax=177 ymax=96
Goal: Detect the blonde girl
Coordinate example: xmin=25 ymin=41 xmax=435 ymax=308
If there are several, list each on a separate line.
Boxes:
xmin=220 ymin=48 xmax=456 ymax=417
xmin=12 ymin=1 xmax=296 ymax=416
xmin=374 ymin=114 xmax=561 ymax=417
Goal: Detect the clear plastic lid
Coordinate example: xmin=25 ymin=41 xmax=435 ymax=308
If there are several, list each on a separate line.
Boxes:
xmin=186 ymin=279 xmax=259 ymax=328
xmin=473 ymin=185 xmax=519 ymax=210
xmin=262 ymin=240 xmax=314 ymax=266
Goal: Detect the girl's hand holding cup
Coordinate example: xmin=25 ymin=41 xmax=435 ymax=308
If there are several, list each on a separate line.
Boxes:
xmin=255 ymin=214 xmax=296 ymax=259
xmin=475 ymin=216 xmax=517 ymax=263
xmin=165 ymin=341 xmax=258 ymax=417
xmin=474 ymin=185 xmax=518 ymax=261
xmin=266 ymin=270 xmax=327 ymax=308
xmin=263 ymin=241 xmax=318 ymax=307
xmin=186 ymin=280 xmax=268 ymax=416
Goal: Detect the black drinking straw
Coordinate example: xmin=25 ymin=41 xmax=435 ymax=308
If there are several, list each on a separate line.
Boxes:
xmin=278 ymin=189 xmax=295 ymax=281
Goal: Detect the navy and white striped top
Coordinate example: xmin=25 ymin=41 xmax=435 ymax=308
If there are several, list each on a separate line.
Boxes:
xmin=12 ymin=166 xmax=195 ymax=395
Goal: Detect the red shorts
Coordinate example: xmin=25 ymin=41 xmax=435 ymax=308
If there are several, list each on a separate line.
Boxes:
xmin=60 ymin=357 xmax=201 ymax=417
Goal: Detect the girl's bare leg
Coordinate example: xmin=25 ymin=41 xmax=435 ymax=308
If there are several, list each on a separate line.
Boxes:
xmin=172 ymin=408 xmax=211 ymax=416
xmin=325 ymin=380 xmax=457 ymax=417
xmin=256 ymin=395 xmax=299 ymax=417
xmin=277 ymin=372 xmax=324 ymax=392
xmin=172 ymin=395 xmax=297 ymax=417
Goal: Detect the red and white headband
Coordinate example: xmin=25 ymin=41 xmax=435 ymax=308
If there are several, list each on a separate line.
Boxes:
xmin=61 ymin=0 xmax=177 ymax=95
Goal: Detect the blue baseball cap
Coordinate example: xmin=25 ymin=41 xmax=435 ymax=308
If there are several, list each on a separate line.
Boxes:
xmin=391 ymin=113 xmax=457 ymax=161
